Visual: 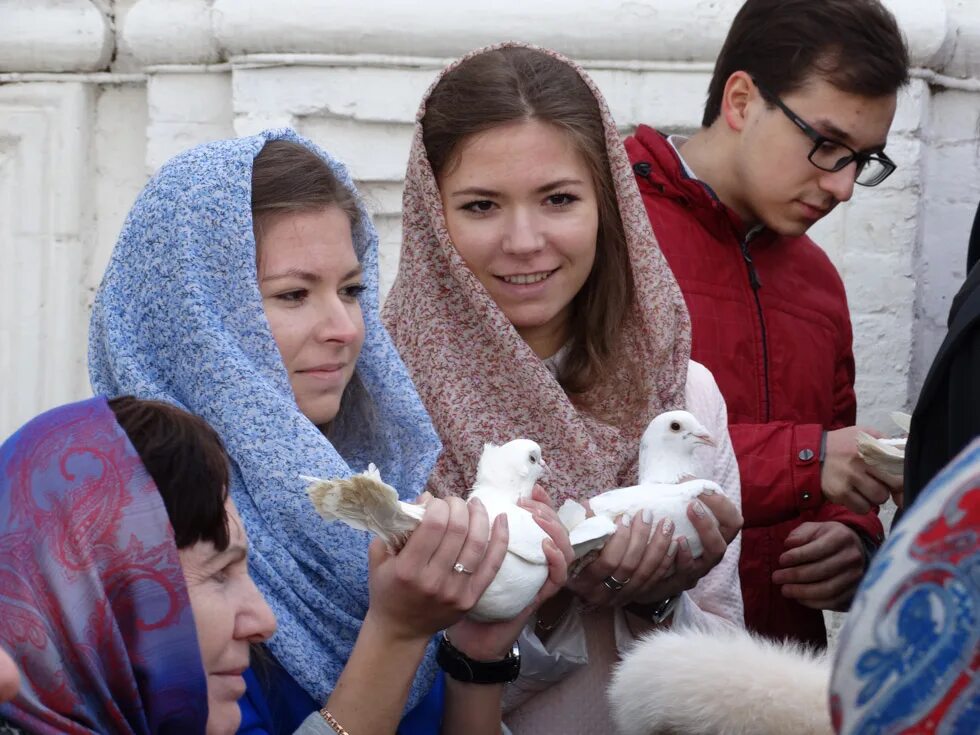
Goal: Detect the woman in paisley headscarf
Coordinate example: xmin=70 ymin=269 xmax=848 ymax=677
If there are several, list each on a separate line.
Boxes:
xmin=384 ymin=44 xmax=745 ymax=730
xmin=0 ymin=396 xmax=277 ymax=734
xmin=88 ymin=131 xmax=568 ymax=733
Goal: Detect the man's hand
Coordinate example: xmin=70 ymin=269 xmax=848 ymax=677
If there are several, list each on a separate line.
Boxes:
xmin=822 ymin=426 xmax=898 ymax=513
xmin=771 ymin=521 xmax=866 ymax=611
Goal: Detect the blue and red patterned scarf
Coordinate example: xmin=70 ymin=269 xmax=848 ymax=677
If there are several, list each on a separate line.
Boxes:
xmin=0 ymin=397 xmax=208 ymax=734
xmin=831 ymin=437 xmax=980 ymax=733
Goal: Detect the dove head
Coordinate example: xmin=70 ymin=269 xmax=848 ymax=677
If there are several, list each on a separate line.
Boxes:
xmin=474 ymin=439 xmax=546 ymax=502
xmin=639 ymin=410 xmax=715 ymax=483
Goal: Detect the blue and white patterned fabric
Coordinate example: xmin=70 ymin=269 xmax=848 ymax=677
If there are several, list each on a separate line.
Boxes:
xmin=88 ymin=129 xmax=443 ymax=709
xmin=830 ymin=438 xmax=980 ymax=734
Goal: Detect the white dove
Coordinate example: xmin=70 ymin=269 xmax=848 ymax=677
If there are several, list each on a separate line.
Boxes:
xmin=304 ymin=439 xmax=552 ymax=622
xmin=559 ymin=410 xmax=723 ymax=559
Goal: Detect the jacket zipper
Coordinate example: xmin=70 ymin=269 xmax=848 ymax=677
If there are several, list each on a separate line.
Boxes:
xmin=739 ymin=227 xmax=771 ymax=422
xmin=630 ymin=160 xmax=772 ymax=420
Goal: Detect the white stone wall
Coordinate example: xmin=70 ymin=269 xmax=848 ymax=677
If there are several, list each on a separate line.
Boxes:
xmin=1 ymin=0 xmax=979 ymax=443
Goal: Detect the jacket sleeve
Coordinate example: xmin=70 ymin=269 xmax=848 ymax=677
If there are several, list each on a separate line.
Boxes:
xmin=728 ymin=420 xmax=825 ymax=528
xmin=730 ymin=322 xmax=882 ymax=543
xmin=728 ymin=310 xmax=884 ymax=540
xmin=811 ymin=315 xmax=885 ymax=544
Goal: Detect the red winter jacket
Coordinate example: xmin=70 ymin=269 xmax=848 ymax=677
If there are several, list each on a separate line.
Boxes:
xmin=625 ymin=126 xmax=884 ymax=646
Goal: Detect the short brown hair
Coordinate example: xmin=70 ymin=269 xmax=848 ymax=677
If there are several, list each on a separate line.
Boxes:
xmin=422 ymin=47 xmax=634 ymax=396
xmin=109 ymin=397 xmax=231 ymax=551
xmin=703 ymin=0 xmax=909 ymax=127
xmin=251 ymin=139 xmax=360 ymax=235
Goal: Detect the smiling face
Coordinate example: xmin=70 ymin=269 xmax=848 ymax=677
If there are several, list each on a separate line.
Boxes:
xmin=257 ymin=206 xmax=366 ymax=426
xmin=728 ymin=74 xmax=897 ymax=236
xmin=179 ymin=499 xmax=277 ymax=735
xmin=439 ymin=119 xmax=599 ymax=358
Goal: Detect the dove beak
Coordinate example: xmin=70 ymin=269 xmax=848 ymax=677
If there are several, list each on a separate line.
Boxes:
xmin=539 ymin=458 xmax=550 ymax=475
xmin=692 ymin=431 xmax=716 ymax=448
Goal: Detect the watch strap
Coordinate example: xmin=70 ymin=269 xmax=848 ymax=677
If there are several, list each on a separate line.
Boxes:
xmin=625 ymin=595 xmax=678 ymax=624
xmin=436 ymin=632 xmax=521 ymax=684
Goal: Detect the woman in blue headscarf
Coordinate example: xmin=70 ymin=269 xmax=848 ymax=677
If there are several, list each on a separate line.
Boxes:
xmin=88 ymin=131 xmax=568 ymax=734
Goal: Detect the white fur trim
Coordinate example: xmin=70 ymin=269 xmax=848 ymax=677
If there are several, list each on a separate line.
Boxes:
xmin=608 ymin=628 xmax=833 ymax=735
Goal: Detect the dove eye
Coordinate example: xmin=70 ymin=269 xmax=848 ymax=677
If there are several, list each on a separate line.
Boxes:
xmin=670 ymin=421 xmax=681 ymax=431
xmin=529 ymin=454 xmax=538 ymax=464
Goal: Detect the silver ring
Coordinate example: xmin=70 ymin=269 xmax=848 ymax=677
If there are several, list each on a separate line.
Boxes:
xmin=453 ymin=562 xmax=474 ymax=575
xmin=602 ymin=575 xmax=630 ymax=591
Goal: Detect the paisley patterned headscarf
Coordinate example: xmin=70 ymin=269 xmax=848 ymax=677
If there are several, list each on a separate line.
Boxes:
xmin=0 ymin=397 xmax=208 ymax=734
xmin=383 ymin=43 xmax=691 ymax=502
xmin=88 ymin=130 xmax=442 ymax=707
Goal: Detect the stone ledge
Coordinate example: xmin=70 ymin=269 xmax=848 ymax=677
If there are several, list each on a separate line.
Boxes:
xmin=0 ymin=1 xmax=113 ymax=72
xmin=115 ymin=0 xmax=955 ymax=71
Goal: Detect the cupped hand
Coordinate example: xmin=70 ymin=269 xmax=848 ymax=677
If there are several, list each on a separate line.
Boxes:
xmin=772 ymin=521 xmax=866 ymax=611
xmin=366 ymin=495 xmax=509 ymax=643
xmin=622 ymin=492 xmax=739 ymax=605
xmin=566 ymin=506 xmax=677 ymax=608
xmin=568 ymin=490 xmax=741 ymax=607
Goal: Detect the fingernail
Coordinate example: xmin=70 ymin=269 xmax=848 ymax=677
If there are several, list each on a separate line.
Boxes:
xmin=700 ymin=485 xmax=716 ymax=496
xmin=470 ymin=497 xmax=484 ymax=510
xmin=642 ymin=508 xmax=653 ymax=525
xmin=679 ymin=538 xmax=690 ymax=551
xmin=500 ymin=515 xmax=509 ymax=531
xmin=621 ymin=513 xmax=632 ymax=528
xmin=667 ymin=540 xmax=678 ymax=557
xmin=693 ymin=501 xmax=707 ymax=517
xmin=662 ymin=518 xmax=674 ymax=536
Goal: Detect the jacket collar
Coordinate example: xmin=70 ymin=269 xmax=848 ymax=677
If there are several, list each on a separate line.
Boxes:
xmin=630 ymin=125 xmax=775 ymax=247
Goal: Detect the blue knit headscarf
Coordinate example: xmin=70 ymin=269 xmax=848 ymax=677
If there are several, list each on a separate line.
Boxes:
xmin=88 ymin=129 xmax=442 ymax=707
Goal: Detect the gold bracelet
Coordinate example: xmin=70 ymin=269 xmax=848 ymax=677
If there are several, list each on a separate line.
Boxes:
xmin=318 ymin=707 xmax=351 ymax=735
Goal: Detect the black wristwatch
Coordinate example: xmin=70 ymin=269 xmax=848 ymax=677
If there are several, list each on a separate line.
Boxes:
xmin=436 ymin=632 xmax=521 ymax=684
xmin=625 ymin=595 xmax=678 ymax=625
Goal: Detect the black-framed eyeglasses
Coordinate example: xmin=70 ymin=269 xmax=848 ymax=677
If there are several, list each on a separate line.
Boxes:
xmin=752 ymin=78 xmax=896 ymax=187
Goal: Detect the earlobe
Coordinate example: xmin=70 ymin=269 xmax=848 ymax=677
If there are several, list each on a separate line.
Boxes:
xmin=721 ymin=71 xmax=755 ymax=133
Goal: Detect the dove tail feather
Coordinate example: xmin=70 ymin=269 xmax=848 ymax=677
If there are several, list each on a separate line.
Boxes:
xmin=306 ymin=474 xmax=422 ymax=551
xmin=609 ymin=628 xmax=832 ymax=735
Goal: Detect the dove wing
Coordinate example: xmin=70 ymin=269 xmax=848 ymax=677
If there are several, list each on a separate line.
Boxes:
xmin=305 ymin=472 xmax=424 ymax=550
xmin=501 ymin=506 xmax=549 ymax=565
xmin=569 ymin=515 xmax=617 ymax=559
xmin=588 ymin=484 xmax=651 ymax=519
xmin=557 ymin=499 xmax=588 ymax=531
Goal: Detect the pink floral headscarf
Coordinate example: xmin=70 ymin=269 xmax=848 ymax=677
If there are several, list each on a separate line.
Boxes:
xmin=383 ymin=43 xmax=691 ymax=503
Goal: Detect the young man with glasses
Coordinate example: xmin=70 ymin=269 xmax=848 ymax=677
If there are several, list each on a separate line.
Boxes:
xmin=625 ymin=0 xmax=909 ymax=647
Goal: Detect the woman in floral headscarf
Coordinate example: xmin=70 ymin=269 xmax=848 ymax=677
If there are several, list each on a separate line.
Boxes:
xmin=384 ymin=44 xmax=745 ymax=730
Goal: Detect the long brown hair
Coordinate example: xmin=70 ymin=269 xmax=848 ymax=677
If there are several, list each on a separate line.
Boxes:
xmin=421 ymin=47 xmax=634 ymax=397
xmin=251 ymin=139 xmax=360 ymax=236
